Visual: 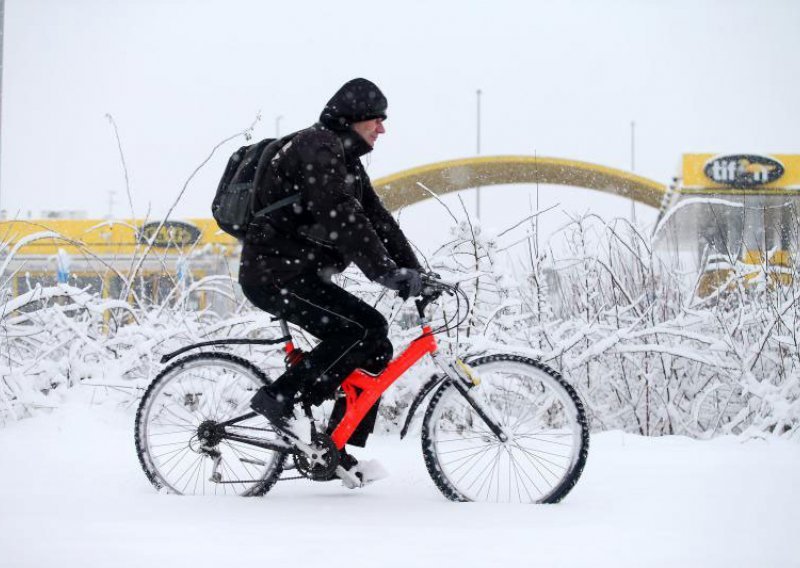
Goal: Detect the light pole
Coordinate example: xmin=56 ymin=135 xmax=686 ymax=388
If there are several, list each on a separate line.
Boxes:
xmin=630 ymin=120 xmax=637 ymax=223
xmin=476 ymin=89 xmax=482 ymax=220
xmin=0 ymin=0 xmax=5 ymax=214
xmin=107 ymin=190 xmax=116 ymax=220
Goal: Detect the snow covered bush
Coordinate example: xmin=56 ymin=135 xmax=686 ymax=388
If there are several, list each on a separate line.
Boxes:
xmin=504 ymin=214 xmax=800 ymax=440
xmin=2 ymin=213 xmax=799 ymax=441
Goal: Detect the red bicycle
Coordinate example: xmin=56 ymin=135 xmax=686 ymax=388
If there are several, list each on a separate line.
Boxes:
xmin=135 ymin=276 xmax=589 ymax=504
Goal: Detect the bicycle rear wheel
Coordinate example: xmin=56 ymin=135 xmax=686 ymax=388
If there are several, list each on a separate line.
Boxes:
xmin=422 ymin=355 xmax=589 ymax=504
xmin=135 ymin=352 xmax=287 ymax=496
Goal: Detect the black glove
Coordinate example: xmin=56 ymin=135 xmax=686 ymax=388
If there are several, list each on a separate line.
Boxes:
xmin=420 ymin=270 xmax=442 ymax=296
xmin=378 ymin=268 xmax=423 ymax=300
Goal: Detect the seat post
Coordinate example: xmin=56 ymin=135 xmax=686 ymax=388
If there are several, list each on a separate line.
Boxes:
xmin=277 ymin=319 xmax=301 ymax=366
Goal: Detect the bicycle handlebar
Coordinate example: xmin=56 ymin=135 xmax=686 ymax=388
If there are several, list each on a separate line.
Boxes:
xmin=415 ymin=273 xmax=462 ymax=322
xmin=420 ymin=272 xmax=452 ymax=293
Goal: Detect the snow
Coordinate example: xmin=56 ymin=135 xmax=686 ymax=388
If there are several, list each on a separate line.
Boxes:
xmin=1 ymin=392 xmax=798 ymax=568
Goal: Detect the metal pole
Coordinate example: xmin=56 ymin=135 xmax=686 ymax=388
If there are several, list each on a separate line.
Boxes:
xmin=476 ymin=89 xmax=481 ymax=220
xmin=107 ymin=190 xmax=116 ymax=219
xmin=0 ymin=0 xmax=5 ymax=214
xmin=630 ymin=120 xmax=637 ymax=223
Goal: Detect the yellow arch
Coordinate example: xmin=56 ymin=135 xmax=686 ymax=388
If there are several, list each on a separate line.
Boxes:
xmin=372 ymin=155 xmax=667 ymax=210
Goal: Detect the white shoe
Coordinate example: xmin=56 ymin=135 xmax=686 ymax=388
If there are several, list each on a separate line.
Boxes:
xmin=338 ymin=459 xmax=389 ymax=489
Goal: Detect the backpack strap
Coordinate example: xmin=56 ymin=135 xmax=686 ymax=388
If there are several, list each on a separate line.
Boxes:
xmin=253 ymin=193 xmax=301 ymax=218
xmin=250 ymin=135 xmax=301 ymax=221
xmin=250 ymin=129 xmax=339 ymax=221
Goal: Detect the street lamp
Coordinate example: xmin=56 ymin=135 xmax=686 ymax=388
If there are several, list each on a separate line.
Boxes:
xmin=476 ymin=89 xmax=482 ymax=220
xmin=0 ymin=0 xmax=5 ymax=212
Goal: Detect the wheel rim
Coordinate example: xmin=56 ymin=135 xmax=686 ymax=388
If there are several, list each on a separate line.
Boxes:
xmin=428 ymin=360 xmax=584 ymax=503
xmin=138 ymin=358 xmax=284 ymax=496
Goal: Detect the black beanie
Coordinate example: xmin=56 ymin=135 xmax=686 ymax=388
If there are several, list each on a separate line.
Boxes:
xmin=319 ymin=78 xmax=388 ymax=131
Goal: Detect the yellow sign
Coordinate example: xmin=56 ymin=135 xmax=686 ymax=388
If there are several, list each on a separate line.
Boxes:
xmin=138 ymin=221 xmax=202 ymax=248
xmin=0 ymin=218 xmax=237 ymax=257
xmin=682 ymin=153 xmax=800 ymax=192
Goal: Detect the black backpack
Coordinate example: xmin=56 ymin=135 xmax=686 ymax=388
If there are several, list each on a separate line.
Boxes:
xmin=211 ymin=134 xmax=299 ymax=240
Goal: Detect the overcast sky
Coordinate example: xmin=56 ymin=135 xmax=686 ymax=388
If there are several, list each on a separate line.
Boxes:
xmin=1 ymin=0 xmax=798 ymax=232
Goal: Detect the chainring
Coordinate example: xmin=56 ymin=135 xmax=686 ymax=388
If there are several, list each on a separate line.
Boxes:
xmin=293 ymin=432 xmax=340 ymax=481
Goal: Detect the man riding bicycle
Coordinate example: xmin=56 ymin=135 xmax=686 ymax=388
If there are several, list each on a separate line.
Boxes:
xmin=239 ymin=78 xmax=424 ymax=484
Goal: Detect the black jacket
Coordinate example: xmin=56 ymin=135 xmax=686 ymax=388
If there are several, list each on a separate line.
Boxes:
xmin=239 ymin=123 xmax=421 ymax=286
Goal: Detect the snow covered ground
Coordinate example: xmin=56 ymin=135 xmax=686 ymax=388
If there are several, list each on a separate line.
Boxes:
xmin=1 ymin=394 xmax=798 ymax=568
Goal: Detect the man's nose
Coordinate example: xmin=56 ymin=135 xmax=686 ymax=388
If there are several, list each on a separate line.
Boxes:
xmin=376 ymin=121 xmax=386 ymax=134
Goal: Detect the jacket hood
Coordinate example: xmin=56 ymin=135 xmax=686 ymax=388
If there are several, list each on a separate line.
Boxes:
xmin=319 ymin=78 xmax=387 ymax=132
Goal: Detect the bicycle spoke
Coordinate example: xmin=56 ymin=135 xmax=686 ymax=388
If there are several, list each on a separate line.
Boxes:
xmin=147 ymin=439 xmax=192 ymax=450
xmin=146 ymin=426 xmax=196 ymax=435
xmin=512 ymin=440 xmax=570 ymax=469
xmin=429 ymin=434 xmax=494 ymax=444
xmin=507 ymin=448 xmax=532 ymax=502
xmin=424 ymin=357 xmax=587 ymax=504
xmin=440 ymin=445 xmax=494 ymax=473
xmin=136 ymin=355 xmax=287 ymax=496
xmin=224 ymin=439 xmax=274 ymax=464
xmin=173 ymin=453 xmax=205 ymax=492
xmin=151 ymin=444 xmax=192 ymax=463
xmin=147 ymin=410 xmax=196 ymax=431
xmin=473 ymin=446 xmax=502 ymax=502
xmin=223 ymin=440 xmax=268 ymax=485
xmin=508 ymin=446 xmax=546 ymax=497
xmin=158 ymin=403 xmax=200 ymax=430
xmin=461 ymin=446 xmax=501 ymax=493
xmin=514 ymin=433 xmax=574 ymax=447
xmin=511 ymin=441 xmax=564 ymax=484
xmin=448 ymin=445 xmax=495 ymax=479
xmin=434 ymin=443 xmax=495 ymax=456
xmin=511 ymin=439 xmax=572 ymax=460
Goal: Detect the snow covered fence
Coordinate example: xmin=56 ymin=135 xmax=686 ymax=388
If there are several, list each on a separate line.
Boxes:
xmin=1 ymin=215 xmax=799 ymax=440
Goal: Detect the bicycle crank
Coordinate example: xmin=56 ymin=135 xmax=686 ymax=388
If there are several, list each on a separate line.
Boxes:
xmin=293 ymin=432 xmax=339 ymax=481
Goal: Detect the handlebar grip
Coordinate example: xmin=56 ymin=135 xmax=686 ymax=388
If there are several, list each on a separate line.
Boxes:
xmin=420 ymin=273 xmax=452 ymax=291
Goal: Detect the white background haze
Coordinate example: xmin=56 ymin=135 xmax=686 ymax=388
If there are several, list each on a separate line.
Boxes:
xmin=2 ymin=4 xmax=800 ymax=565
xmin=2 ymin=0 xmax=798 ymax=232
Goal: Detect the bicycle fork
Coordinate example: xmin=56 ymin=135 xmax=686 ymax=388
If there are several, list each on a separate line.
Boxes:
xmin=429 ymin=353 xmax=508 ymax=443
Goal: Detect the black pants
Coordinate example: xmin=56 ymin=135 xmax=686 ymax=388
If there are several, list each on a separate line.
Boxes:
xmin=241 ymin=274 xmax=391 ymax=446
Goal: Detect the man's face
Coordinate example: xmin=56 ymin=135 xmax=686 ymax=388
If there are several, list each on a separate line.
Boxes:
xmin=352 ymin=118 xmax=386 ymax=147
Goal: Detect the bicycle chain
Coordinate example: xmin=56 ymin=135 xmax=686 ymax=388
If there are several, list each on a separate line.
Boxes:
xmin=212 ymin=474 xmax=309 ymax=483
xmin=225 ymin=424 xmax=275 ymax=432
xmin=217 ymin=413 xmax=337 ymax=483
xmin=210 ymin=460 xmax=327 ymax=483
xmin=212 ymin=423 xmax=321 ymax=483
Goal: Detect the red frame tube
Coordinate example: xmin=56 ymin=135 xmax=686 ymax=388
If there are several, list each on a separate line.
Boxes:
xmin=329 ymin=326 xmax=438 ymax=449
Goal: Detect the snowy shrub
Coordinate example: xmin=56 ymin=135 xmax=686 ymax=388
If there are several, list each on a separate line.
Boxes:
xmin=505 ymin=214 xmax=800 ymax=440
xmin=2 ymin=212 xmax=799 ymax=441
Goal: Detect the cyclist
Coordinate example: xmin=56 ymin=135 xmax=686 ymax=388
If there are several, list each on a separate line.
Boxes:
xmin=239 ymin=78 xmax=424 ymax=485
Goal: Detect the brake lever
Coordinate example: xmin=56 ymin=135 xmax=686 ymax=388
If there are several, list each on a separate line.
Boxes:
xmin=420 ymin=285 xmax=438 ymax=297
xmin=420 ymin=273 xmax=455 ymax=298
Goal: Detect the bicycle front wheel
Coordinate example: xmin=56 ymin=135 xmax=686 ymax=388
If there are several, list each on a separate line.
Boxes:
xmin=135 ymin=352 xmax=287 ymax=496
xmin=422 ymin=355 xmax=589 ymax=504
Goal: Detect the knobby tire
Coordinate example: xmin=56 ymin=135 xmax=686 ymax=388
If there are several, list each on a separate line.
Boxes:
xmin=421 ymin=354 xmax=589 ymax=504
xmin=134 ymin=352 xmax=287 ymax=496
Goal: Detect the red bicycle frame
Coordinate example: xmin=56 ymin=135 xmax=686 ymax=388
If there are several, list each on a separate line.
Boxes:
xmin=283 ymin=327 xmax=439 ymax=449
